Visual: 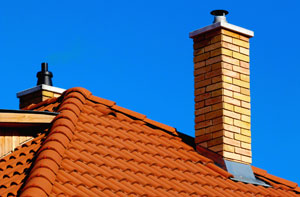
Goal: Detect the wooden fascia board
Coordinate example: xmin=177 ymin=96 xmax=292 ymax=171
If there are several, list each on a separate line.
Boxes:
xmin=0 ymin=112 xmax=56 ymax=124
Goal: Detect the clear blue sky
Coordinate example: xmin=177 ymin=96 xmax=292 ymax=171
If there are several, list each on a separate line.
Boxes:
xmin=0 ymin=1 xmax=299 ymax=184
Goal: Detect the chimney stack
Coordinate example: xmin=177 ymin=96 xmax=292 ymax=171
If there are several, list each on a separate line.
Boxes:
xmin=17 ymin=63 xmax=65 ymax=109
xmin=190 ymin=10 xmax=254 ymax=164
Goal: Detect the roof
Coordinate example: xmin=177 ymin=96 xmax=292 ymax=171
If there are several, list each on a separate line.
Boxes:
xmin=0 ymin=87 xmax=299 ymax=196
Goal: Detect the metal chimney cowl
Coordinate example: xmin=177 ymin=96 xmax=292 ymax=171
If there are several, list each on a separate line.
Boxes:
xmin=211 ymin=10 xmax=229 ymax=24
xmin=37 ymin=62 xmax=53 ymax=86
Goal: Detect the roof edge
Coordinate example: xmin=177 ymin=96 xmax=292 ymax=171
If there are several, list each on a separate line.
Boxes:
xmin=0 ymin=110 xmax=57 ymax=125
xmin=252 ymin=166 xmax=299 ymax=190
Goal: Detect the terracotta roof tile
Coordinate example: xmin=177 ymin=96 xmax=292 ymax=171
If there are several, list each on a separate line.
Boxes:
xmin=112 ymin=105 xmax=147 ymax=120
xmin=0 ymin=132 xmax=46 ymax=196
xmin=1 ymin=87 xmax=299 ymax=196
xmin=252 ymin=165 xmax=267 ymax=176
xmin=144 ymin=118 xmax=177 ymax=135
xmin=253 ymin=166 xmax=299 ymax=191
xmin=89 ymin=95 xmax=115 ymax=107
xmin=265 ymin=173 xmax=298 ymax=188
xmin=23 ymin=97 xmax=59 ymax=111
xmin=63 ymin=87 xmax=92 ymax=98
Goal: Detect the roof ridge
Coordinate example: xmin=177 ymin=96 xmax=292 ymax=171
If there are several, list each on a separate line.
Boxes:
xmin=88 ymin=92 xmax=177 ymax=136
xmin=20 ymin=87 xmax=89 ymax=196
xmin=252 ymin=166 xmax=299 ymax=190
xmin=19 ymin=87 xmax=178 ymax=196
xmin=24 ymin=87 xmax=177 ymax=136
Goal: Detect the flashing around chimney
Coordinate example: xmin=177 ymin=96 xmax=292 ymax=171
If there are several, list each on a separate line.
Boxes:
xmin=37 ymin=62 xmax=53 ymax=86
xmin=224 ymin=160 xmax=270 ymax=187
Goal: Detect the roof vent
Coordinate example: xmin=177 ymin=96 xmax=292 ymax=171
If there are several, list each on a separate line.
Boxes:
xmin=37 ymin=62 xmax=53 ymax=86
xmin=211 ymin=10 xmax=228 ymax=24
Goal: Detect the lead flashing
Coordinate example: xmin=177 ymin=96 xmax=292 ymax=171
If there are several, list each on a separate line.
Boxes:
xmin=17 ymin=84 xmax=65 ymax=98
xmin=225 ymin=160 xmax=270 ymax=187
xmin=189 ymin=21 xmax=254 ymax=38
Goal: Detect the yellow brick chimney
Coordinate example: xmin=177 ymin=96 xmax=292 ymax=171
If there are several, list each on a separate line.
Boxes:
xmin=190 ymin=10 xmax=254 ymax=164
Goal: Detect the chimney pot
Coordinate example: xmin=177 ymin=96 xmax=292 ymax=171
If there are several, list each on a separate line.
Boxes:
xmin=37 ymin=62 xmax=53 ymax=86
xmin=211 ymin=10 xmax=228 ymax=24
xmin=41 ymin=62 xmax=48 ymax=72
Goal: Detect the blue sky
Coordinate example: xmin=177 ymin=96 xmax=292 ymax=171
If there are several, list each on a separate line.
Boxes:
xmin=0 ymin=1 xmax=299 ymax=183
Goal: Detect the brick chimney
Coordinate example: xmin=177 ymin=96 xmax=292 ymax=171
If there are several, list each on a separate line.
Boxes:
xmin=190 ymin=10 xmax=254 ymax=164
xmin=17 ymin=63 xmax=65 ymax=109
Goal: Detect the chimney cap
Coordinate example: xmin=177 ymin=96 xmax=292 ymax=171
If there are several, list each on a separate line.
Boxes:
xmin=211 ymin=10 xmax=229 ymax=24
xmin=189 ymin=9 xmax=254 ymax=38
xmin=210 ymin=10 xmax=229 ymax=16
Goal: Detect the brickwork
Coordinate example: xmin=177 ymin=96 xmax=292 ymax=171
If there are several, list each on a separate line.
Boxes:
xmin=193 ymin=28 xmax=252 ymax=164
xmin=19 ymin=90 xmax=61 ymax=109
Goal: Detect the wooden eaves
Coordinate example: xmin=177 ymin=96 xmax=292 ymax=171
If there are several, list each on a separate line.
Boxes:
xmin=0 ymin=109 xmax=58 ymax=127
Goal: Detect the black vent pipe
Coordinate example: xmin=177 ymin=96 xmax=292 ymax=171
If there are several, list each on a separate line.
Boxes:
xmin=36 ymin=62 xmax=53 ymax=86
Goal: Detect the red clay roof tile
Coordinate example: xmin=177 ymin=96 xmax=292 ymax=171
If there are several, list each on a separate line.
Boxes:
xmin=89 ymin=95 xmax=116 ymax=107
xmin=1 ymin=87 xmax=299 ymax=196
xmin=265 ymin=173 xmax=298 ymax=188
xmin=62 ymin=92 xmax=86 ymax=105
xmin=112 ymin=105 xmax=147 ymax=120
xmin=23 ymin=97 xmax=59 ymax=111
xmin=253 ymin=166 xmax=299 ymax=190
xmin=205 ymin=162 xmax=233 ymax=178
xmin=252 ymin=165 xmax=267 ymax=176
xmin=144 ymin=118 xmax=177 ymax=135
xmin=0 ymin=132 xmax=46 ymax=196
xmin=63 ymin=87 xmax=92 ymax=98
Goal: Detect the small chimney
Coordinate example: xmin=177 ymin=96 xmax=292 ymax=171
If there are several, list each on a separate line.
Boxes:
xmin=190 ymin=10 xmax=254 ymax=164
xmin=37 ymin=62 xmax=53 ymax=86
xmin=17 ymin=63 xmax=65 ymax=109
